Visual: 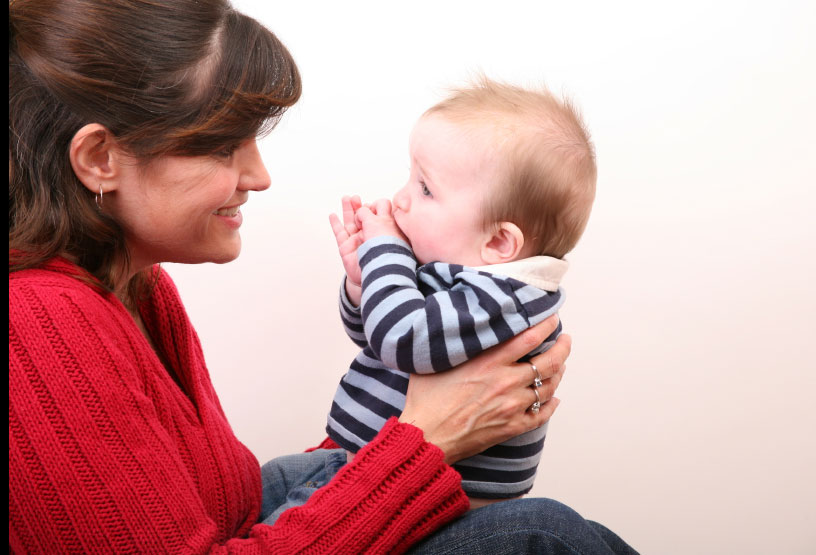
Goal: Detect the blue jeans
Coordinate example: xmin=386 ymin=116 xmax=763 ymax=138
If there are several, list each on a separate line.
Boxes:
xmin=259 ymin=450 xmax=637 ymax=554
xmin=407 ymin=498 xmax=638 ymax=554
xmin=258 ymin=448 xmax=347 ymax=525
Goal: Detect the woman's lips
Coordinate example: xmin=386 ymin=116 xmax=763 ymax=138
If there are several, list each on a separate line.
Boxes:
xmin=212 ymin=205 xmax=243 ymax=229
xmin=212 ymin=205 xmax=240 ymax=217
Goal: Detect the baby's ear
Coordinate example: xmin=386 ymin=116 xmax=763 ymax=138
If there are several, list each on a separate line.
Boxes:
xmin=480 ymin=222 xmax=525 ymax=264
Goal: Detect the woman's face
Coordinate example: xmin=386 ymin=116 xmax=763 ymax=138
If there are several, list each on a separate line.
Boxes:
xmin=106 ymin=140 xmax=270 ymax=272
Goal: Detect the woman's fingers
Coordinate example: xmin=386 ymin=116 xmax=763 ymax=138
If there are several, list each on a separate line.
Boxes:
xmin=528 ymin=398 xmax=560 ymax=429
xmin=530 ymin=333 xmax=571 ymax=379
xmin=522 ymin=366 xmax=561 ymax=404
xmin=400 ymin=318 xmax=571 ymax=464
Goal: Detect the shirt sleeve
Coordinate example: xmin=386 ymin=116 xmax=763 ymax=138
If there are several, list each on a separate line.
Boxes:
xmin=338 ymin=276 xmax=368 ymax=348
xmin=357 ymin=236 xmax=564 ymax=374
xmin=9 ymin=280 xmax=468 ymax=554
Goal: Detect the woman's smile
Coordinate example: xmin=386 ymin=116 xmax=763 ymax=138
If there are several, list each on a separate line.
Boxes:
xmin=212 ymin=205 xmax=244 ymax=229
xmin=100 ymin=140 xmax=269 ymax=271
xmin=212 ymin=205 xmax=242 ymax=217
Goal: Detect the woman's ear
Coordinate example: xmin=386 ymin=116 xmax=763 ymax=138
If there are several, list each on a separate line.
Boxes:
xmin=480 ymin=222 xmax=525 ymax=264
xmin=69 ymin=123 xmax=122 ymax=196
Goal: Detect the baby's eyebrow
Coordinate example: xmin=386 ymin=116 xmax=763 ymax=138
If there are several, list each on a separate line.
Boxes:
xmin=412 ymin=156 xmax=436 ymax=186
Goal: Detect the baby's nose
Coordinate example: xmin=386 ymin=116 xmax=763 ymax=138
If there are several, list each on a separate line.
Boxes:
xmin=393 ymin=187 xmax=410 ymax=211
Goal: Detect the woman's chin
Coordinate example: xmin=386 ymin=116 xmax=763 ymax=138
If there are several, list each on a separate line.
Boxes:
xmin=166 ymin=239 xmax=242 ymax=266
xmin=209 ymin=242 xmax=242 ymax=265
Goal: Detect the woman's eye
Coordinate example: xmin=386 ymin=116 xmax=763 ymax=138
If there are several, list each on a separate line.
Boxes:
xmin=420 ymin=181 xmax=432 ymax=197
xmin=215 ymin=145 xmax=238 ymax=159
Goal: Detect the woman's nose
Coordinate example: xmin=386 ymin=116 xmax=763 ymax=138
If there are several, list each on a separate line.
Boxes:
xmin=393 ymin=186 xmax=410 ymax=211
xmin=237 ymin=140 xmax=271 ymax=192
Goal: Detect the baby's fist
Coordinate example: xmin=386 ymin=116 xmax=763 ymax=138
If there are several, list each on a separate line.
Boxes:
xmin=357 ymin=199 xmax=407 ymax=243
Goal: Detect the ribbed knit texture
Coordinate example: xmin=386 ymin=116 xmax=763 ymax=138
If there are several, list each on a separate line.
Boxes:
xmin=9 ymin=258 xmax=469 ymax=554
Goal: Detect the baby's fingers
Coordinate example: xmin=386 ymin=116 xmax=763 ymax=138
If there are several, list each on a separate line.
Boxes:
xmin=342 ymin=196 xmax=360 ymax=234
xmin=356 ymin=205 xmax=374 ymax=223
xmin=371 ymin=198 xmax=393 ymax=216
xmin=329 ymin=213 xmax=348 ymax=244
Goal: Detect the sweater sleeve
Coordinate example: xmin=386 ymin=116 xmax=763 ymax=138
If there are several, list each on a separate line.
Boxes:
xmin=234 ymin=419 xmax=468 ymax=554
xmin=358 ymin=236 xmax=564 ymax=374
xmin=9 ymin=277 xmax=467 ymax=554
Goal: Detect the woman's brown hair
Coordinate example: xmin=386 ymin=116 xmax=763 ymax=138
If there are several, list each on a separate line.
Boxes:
xmin=9 ymin=0 xmax=301 ymax=300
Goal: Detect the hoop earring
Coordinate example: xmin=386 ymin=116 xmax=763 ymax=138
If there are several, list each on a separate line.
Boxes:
xmin=96 ymin=185 xmax=103 ymax=209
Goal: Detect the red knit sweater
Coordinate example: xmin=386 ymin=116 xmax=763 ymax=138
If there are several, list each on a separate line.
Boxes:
xmin=9 ymin=259 xmax=469 ymax=553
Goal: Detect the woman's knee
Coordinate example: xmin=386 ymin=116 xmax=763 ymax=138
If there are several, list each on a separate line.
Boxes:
xmin=409 ymin=498 xmax=635 ymax=555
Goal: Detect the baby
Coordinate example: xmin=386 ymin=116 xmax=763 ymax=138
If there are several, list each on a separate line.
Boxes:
xmin=327 ymin=77 xmax=596 ymax=506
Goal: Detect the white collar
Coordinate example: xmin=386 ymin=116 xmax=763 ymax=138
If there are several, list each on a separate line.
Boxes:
xmin=473 ymin=256 xmax=568 ymax=292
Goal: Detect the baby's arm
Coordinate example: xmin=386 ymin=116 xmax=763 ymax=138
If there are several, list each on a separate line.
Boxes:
xmin=338 ymin=279 xmax=367 ymax=348
xmin=329 ymin=195 xmax=365 ymax=306
xmin=357 ymin=237 xmax=564 ymax=374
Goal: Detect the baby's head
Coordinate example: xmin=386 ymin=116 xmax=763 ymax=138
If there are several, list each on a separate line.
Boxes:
xmin=391 ymin=77 xmax=596 ymax=266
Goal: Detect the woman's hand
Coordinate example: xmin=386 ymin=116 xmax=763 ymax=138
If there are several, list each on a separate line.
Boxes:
xmin=399 ymin=315 xmax=570 ymax=465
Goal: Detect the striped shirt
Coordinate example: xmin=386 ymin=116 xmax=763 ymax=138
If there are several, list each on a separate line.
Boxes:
xmin=327 ymin=236 xmax=567 ymax=498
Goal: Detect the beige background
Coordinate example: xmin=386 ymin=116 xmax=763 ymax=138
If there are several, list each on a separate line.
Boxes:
xmin=167 ymin=1 xmax=816 ymax=552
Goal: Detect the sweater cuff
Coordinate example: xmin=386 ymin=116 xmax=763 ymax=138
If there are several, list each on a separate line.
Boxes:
xmin=274 ymin=417 xmax=468 ymax=554
xmin=355 ymin=417 xmax=469 ymax=551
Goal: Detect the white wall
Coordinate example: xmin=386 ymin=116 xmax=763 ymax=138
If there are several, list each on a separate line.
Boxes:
xmin=167 ymin=1 xmax=816 ymax=553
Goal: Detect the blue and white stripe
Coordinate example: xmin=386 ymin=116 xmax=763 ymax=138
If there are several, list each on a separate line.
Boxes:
xmin=328 ymin=236 xmax=565 ymax=498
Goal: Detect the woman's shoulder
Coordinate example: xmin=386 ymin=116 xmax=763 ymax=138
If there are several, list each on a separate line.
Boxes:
xmin=11 ymin=262 xmax=133 ymax=351
xmin=10 ymin=258 xmax=178 ymax=305
xmin=9 ymin=261 xmax=169 ymax=394
xmin=10 ymin=256 xmax=106 ymax=294
xmin=10 ymin=257 xmax=114 ymax=320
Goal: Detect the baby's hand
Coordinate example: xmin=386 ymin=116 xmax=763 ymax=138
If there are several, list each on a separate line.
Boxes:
xmin=329 ymin=195 xmax=364 ymax=305
xmin=356 ymin=199 xmax=408 ymax=243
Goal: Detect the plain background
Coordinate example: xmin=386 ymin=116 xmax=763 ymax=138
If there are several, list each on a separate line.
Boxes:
xmin=166 ymin=1 xmax=816 ymax=553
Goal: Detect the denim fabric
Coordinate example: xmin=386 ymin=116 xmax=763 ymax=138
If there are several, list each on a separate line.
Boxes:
xmin=258 ymin=448 xmax=347 ymax=526
xmin=258 ymin=452 xmax=637 ymax=554
xmin=407 ymin=497 xmax=639 ymax=555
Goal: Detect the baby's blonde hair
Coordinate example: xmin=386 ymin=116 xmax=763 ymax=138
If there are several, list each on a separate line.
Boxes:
xmin=425 ymin=77 xmax=596 ymax=259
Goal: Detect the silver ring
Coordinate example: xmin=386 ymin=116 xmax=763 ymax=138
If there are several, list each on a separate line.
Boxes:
xmin=530 ymin=363 xmax=543 ymax=388
xmin=529 ymin=387 xmax=541 ymax=414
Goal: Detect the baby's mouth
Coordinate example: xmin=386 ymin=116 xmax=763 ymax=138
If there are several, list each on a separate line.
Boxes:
xmin=396 ymin=226 xmax=413 ymax=248
xmin=392 ymin=214 xmax=409 ymax=239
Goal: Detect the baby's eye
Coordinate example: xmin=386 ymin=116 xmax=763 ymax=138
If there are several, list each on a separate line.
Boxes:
xmin=420 ymin=181 xmax=432 ymax=197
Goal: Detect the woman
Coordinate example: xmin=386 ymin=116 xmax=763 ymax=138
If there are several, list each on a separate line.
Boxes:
xmin=9 ymin=0 xmax=634 ymax=553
